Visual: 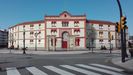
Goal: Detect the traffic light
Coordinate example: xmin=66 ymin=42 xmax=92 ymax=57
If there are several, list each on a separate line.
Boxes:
xmin=116 ymin=22 xmax=121 ymax=33
xmin=121 ymin=16 xmax=127 ymax=30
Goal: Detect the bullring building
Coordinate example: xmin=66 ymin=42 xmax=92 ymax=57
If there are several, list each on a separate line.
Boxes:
xmin=8 ymin=11 xmax=121 ymax=50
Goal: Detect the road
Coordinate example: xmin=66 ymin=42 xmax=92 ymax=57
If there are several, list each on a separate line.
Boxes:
xmin=0 ymin=52 xmax=132 ymax=75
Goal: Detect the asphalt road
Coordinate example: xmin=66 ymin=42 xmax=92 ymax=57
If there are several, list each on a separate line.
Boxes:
xmin=0 ymin=52 xmax=132 ymax=75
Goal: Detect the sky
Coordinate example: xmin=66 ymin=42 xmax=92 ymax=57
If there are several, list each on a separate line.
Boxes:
xmin=0 ymin=0 xmax=133 ymax=35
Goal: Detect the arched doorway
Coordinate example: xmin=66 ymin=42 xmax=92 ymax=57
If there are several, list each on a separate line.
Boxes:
xmin=62 ymin=31 xmax=69 ymax=48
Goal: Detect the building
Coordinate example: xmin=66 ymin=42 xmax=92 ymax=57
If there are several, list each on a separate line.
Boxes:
xmin=0 ymin=29 xmax=8 ymax=48
xmin=8 ymin=11 xmax=120 ymax=50
xmin=129 ymin=36 xmax=133 ymax=45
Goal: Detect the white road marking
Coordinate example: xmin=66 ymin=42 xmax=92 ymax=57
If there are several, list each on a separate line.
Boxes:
xmin=76 ymin=64 xmax=123 ymax=75
xmin=90 ymin=64 xmax=124 ymax=71
xmin=6 ymin=67 xmax=21 ymax=75
xmin=26 ymin=67 xmax=48 ymax=75
xmin=60 ymin=65 xmax=101 ymax=75
xmin=43 ymin=66 xmax=75 ymax=75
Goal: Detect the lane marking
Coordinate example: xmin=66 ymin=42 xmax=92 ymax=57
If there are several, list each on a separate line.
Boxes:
xmin=6 ymin=67 xmax=21 ymax=75
xmin=26 ymin=67 xmax=48 ymax=75
xmin=90 ymin=64 xmax=124 ymax=71
xmin=44 ymin=66 xmax=75 ymax=75
xmin=76 ymin=64 xmax=123 ymax=75
xmin=60 ymin=65 xmax=101 ymax=75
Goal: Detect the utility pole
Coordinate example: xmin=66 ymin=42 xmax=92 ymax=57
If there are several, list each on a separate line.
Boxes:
xmin=34 ymin=32 xmax=40 ymax=51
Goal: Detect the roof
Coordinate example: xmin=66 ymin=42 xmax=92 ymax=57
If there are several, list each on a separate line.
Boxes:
xmin=9 ymin=20 xmax=44 ymax=29
xmin=18 ymin=20 xmax=44 ymax=25
xmin=0 ymin=29 xmax=8 ymax=33
xmin=87 ymin=20 xmax=116 ymax=25
xmin=45 ymin=11 xmax=86 ymax=17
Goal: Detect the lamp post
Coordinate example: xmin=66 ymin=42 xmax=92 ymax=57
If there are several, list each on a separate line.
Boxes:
xmin=23 ymin=29 xmax=26 ymax=54
xmin=109 ymin=32 xmax=112 ymax=53
xmin=9 ymin=32 xmax=13 ymax=53
xmin=34 ymin=32 xmax=40 ymax=51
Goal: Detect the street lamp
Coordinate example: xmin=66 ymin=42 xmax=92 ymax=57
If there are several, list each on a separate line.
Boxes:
xmin=109 ymin=32 xmax=113 ymax=53
xmin=34 ymin=31 xmax=40 ymax=51
xmin=23 ymin=28 xmax=26 ymax=54
xmin=9 ymin=32 xmax=13 ymax=53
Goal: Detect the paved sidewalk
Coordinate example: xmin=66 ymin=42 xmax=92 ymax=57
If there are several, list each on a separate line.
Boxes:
xmin=0 ymin=48 xmax=121 ymax=55
xmin=112 ymin=57 xmax=133 ymax=73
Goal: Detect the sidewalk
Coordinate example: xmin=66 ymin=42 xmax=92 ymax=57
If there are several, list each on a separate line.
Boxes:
xmin=0 ymin=49 xmax=90 ymax=55
xmin=112 ymin=57 xmax=133 ymax=73
xmin=0 ymin=48 xmax=121 ymax=55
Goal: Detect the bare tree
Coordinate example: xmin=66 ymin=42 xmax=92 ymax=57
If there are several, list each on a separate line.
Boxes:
xmin=88 ymin=26 xmax=96 ymax=53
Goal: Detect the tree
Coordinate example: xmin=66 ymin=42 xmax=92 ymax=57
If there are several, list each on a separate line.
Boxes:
xmin=88 ymin=26 xmax=96 ymax=52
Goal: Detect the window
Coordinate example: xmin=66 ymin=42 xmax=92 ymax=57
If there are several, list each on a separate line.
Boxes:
xmin=74 ymin=21 xmax=79 ymax=27
xmin=112 ymin=35 xmax=114 ymax=40
xmin=30 ymin=39 xmax=34 ymax=42
xmin=99 ymin=31 xmax=103 ymax=37
xmin=38 ymin=40 xmax=41 ymax=42
xmin=108 ymin=25 xmax=110 ymax=27
xmin=64 ymin=14 xmax=67 ymax=17
xmin=51 ymin=29 xmax=57 ymax=33
xmin=74 ymin=21 xmax=79 ymax=24
xmin=99 ymin=39 xmax=103 ymax=42
xmin=30 ymin=24 xmax=34 ymax=27
xmin=62 ymin=22 xmax=69 ymax=27
xmin=51 ymin=21 xmax=56 ymax=27
xmin=74 ymin=29 xmax=80 ymax=33
xmin=51 ymin=21 xmax=56 ymax=24
xmin=23 ymin=25 xmax=25 ymax=28
xmin=30 ymin=31 xmax=34 ymax=35
xmin=39 ymin=24 xmax=41 ymax=26
xmin=90 ymin=24 xmax=94 ymax=29
xmin=99 ymin=25 xmax=103 ymax=29
xmin=39 ymin=31 xmax=41 ymax=34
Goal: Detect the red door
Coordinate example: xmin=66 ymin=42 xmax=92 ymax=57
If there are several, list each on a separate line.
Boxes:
xmin=62 ymin=41 xmax=67 ymax=48
xmin=62 ymin=31 xmax=69 ymax=48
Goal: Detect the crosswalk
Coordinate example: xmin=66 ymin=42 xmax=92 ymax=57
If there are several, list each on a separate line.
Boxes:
xmin=5 ymin=63 xmax=124 ymax=75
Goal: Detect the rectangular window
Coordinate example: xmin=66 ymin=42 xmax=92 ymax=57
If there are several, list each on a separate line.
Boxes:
xmin=30 ymin=39 xmax=34 ymax=42
xmin=108 ymin=40 xmax=111 ymax=42
xmin=62 ymin=22 xmax=69 ymax=27
xmin=30 ymin=31 xmax=34 ymax=35
xmin=99 ymin=31 xmax=103 ymax=37
xmin=23 ymin=25 xmax=25 ymax=28
xmin=51 ymin=21 xmax=56 ymax=24
xmin=99 ymin=39 xmax=103 ymax=42
xmin=30 ymin=24 xmax=34 ymax=27
xmin=38 ymin=40 xmax=41 ymax=42
xmin=51 ymin=21 xmax=56 ymax=27
xmin=74 ymin=21 xmax=79 ymax=27
xmin=39 ymin=24 xmax=41 ymax=26
xmin=108 ymin=25 xmax=110 ymax=27
xmin=39 ymin=31 xmax=41 ymax=34
xmin=99 ymin=25 xmax=103 ymax=29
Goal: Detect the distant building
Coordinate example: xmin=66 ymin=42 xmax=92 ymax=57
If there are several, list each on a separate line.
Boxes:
xmin=8 ymin=11 xmax=127 ymax=50
xmin=129 ymin=36 xmax=133 ymax=43
xmin=0 ymin=29 xmax=8 ymax=48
